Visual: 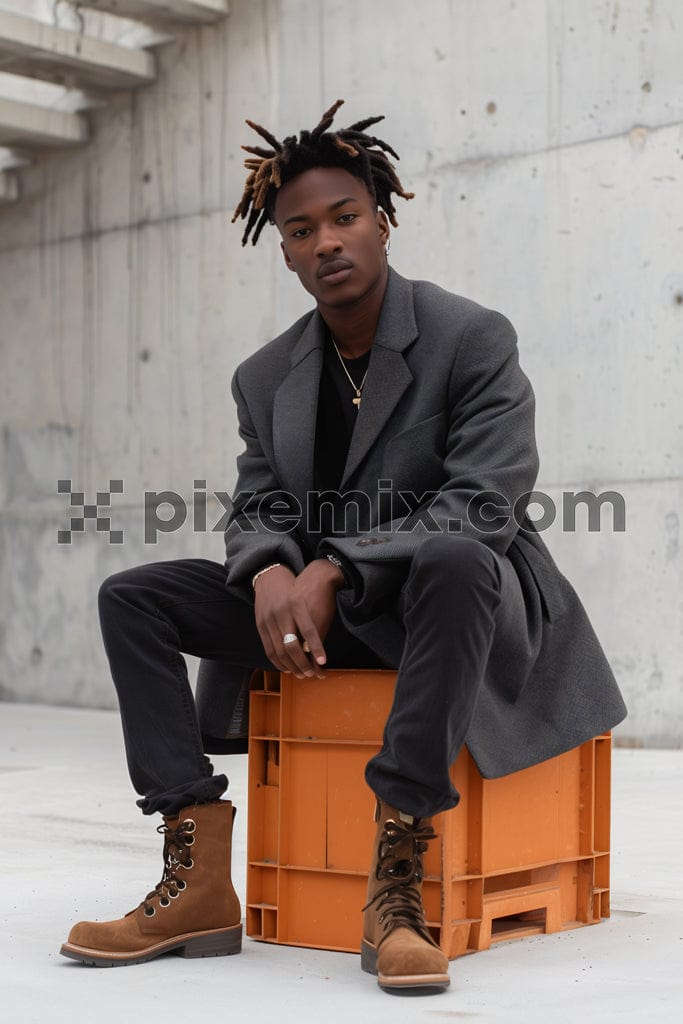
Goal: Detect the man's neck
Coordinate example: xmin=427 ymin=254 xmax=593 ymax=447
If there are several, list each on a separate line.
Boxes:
xmin=318 ymin=268 xmax=388 ymax=358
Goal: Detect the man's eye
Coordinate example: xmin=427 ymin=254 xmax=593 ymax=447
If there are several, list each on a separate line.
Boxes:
xmin=292 ymin=228 xmax=309 ymax=238
xmin=338 ymin=213 xmax=357 ymax=223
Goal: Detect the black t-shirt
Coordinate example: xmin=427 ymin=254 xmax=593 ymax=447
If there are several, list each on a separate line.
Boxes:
xmin=313 ymin=336 xmax=371 ymax=534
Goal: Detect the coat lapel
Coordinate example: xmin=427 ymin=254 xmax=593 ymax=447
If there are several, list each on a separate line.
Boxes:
xmin=339 ymin=269 xmax=418 ymax=489
xmin=272 ymin=311 xmax=324 ymax=501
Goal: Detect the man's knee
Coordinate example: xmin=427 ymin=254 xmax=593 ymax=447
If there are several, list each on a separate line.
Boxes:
xmin=98 ymin=563 xmax=156 ymax=611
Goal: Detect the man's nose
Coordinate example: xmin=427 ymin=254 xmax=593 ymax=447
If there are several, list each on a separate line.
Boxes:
xmin=314 ymin=227 xmax=343 ymax=258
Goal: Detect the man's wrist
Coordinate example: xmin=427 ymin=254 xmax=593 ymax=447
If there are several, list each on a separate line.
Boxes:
xmin=323 ymin=552 xmax=352 ymax=590
xmin=252 ymin=562 xmax=287 ymax=590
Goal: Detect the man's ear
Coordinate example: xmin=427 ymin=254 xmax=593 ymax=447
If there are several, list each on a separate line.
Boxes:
xmin=377 ymin=210 xmax=390 ymax=246
xmin=280 ymin=240 xmax=297 ymax=272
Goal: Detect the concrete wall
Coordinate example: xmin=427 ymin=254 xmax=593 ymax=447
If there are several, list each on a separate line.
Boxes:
xmin=0 ymin=0 xmax=681 ymax=746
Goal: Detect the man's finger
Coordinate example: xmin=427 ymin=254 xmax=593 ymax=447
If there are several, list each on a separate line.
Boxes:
xmin=261 ymin=620 xmax=296 ymax=675
xmin=255 ymin=617 xmax=287 ymax=673
xmin=295 ymin=608 xmax=327 ymax=669
xmin=256 ymin=624 xmax=281 ymax=671
xmin=264 ymin=639 xmax=289 ymax=675
xmin=276 ymin=621 xmax=315 ymax=678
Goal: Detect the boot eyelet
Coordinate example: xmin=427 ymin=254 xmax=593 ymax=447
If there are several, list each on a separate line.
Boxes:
xmin=168 ymin=889 xmax=179 ymax=899
xmin=144 ymin=906 xmax=156 ymax=918
xmin=159 ymin=896 xmax=171 ymax=908
xmin=185 ymin=835 xmax=195 ymax=846
xmin=183 ymin=819 xmax=196 ymax=833
xmin=176 ymin=879 xmax=187 ymax=891
xmin=183 ymin=858 xmax=194 ymax=870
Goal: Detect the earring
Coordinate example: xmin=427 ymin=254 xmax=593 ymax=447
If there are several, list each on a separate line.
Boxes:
xmin=385 ymin=239 xmax=391 ymax=257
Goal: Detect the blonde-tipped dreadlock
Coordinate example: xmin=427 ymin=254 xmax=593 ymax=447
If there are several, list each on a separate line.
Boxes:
xmin=232 ymin=99 xmax=414 ymax=246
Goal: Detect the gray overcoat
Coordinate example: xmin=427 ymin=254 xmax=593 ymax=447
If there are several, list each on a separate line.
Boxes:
xmin=196 ymin=267 xmax=627 ymax=776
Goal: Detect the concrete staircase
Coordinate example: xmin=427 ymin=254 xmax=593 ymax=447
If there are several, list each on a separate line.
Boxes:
xmin=0 ymin=0 xmax=229 ymax=205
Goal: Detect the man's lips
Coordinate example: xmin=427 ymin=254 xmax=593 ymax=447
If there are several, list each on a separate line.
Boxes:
xmin=317 ymin=258 xmax=353 ymax=280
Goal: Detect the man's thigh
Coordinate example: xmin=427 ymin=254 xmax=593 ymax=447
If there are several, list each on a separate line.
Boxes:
xmin=112 ymin=557 xmax=272 ymax=668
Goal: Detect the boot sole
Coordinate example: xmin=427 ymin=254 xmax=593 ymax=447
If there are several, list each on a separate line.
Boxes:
xmin=360 ymin=939 xmax=450 ymax=992
xmin=59 ymin=923 xmax=242 ymax=967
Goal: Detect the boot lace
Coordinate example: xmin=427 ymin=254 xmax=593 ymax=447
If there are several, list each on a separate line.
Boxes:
xmin=362 ymin=818 xmax=437 ymax=945
xmin=138 ymin=817 xmax=196 ymax=917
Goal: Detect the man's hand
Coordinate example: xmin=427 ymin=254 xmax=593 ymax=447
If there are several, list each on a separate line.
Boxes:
xmin=253 ymin=559 xmax=345 ymax=678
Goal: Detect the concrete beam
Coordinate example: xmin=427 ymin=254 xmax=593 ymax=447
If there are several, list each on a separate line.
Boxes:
xmin=83 ymin=1 xmax=229 ymax=24
xmin=0 ymin=149 xmax=31 ymax=171
xmin=0 ymin=10 xmax=155 ymax=91
xmin=0 ymin=169 xmax=18 ymax=204
xmin=0 ymin=97 xmax=88 ymax=148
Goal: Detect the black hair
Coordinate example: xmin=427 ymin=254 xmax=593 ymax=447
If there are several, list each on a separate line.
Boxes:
xmin=232 ymin=99 xmax=414 ymax=245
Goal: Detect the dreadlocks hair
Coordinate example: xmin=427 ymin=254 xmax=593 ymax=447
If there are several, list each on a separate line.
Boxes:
xmin=231 ymin=98 xmax=415 ymax=246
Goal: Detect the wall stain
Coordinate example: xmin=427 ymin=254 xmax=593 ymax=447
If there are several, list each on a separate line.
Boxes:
xmin=664 ymin=510 xmax=679 ymax=560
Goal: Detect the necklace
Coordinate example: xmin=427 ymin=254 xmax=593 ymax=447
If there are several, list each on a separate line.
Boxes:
xmin=331 ymin=336 xmax=370 ymax=409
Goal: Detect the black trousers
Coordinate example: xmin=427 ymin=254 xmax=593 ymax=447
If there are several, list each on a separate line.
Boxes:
xmin=98 ymin=535 xmax=501 ymax=819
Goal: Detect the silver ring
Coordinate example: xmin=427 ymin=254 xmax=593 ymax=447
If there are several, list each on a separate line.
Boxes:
xmin=282 ymin=633 xmax=298 ymax=645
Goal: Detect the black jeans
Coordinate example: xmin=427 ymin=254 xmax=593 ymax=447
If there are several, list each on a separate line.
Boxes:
xmin=98 ymin=535 xmax=501 ymax=819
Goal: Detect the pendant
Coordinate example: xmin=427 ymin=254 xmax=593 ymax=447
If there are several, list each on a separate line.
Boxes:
xmin=353 ymin=395 xmax=361 ymax=407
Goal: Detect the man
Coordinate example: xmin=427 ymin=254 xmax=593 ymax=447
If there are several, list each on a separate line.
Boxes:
xmin=61 ymin=101 xmax=627 ymax=993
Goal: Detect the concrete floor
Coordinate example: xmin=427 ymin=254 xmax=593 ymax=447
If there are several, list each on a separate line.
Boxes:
xmin=1 ymin=703 xmax=681 ymax=1024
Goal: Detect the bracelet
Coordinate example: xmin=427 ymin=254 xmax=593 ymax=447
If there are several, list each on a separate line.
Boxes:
xmin=251 ymin=562 xmax=282 ymax=590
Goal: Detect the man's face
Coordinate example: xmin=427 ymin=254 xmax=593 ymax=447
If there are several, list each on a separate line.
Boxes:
xmin=273 ymin=166 xmax=390 ymax=311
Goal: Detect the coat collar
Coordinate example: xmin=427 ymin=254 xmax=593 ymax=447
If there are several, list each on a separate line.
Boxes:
xmin=273 ymin=268 xmax=418 ymax=498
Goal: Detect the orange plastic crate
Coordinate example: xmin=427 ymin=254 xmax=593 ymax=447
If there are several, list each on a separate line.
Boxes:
xmin=246 ymin=669 xmax=611 ymax=958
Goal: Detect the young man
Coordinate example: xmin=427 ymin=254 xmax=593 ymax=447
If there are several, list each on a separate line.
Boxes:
xmin=61 ymin=101 xmax=626 ymax=992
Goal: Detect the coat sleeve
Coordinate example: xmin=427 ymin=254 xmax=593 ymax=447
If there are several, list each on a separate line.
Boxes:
xmin=320 ymin=308 xmax=540 ymax=614
xmin=223 ymin=366 xmax=307 ymax=589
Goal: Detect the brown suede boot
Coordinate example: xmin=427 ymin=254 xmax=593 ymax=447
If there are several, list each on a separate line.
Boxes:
xmin=361 ymin=799 xmax=450 ymax=992
xmin=60 ymin=800 xmax=242 ymax=966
